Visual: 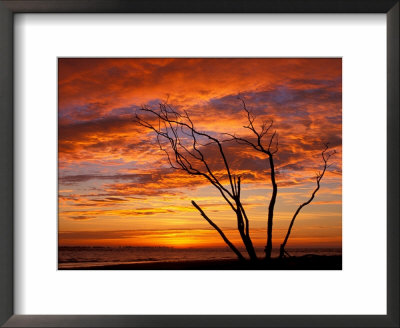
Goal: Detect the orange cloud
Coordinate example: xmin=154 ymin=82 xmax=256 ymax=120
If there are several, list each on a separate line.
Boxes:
xmin=58 ymin=58 xmax=342 ymax=251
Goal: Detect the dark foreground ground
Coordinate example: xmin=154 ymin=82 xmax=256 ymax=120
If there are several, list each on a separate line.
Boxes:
xmin=60 ymin=255 xmax=342 ymax=270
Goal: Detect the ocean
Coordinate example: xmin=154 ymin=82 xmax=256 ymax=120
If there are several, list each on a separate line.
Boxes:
xmin=58 ymin=246 xmax=342 ymax=269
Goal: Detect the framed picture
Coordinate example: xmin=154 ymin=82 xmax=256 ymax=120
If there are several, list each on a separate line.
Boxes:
xmin=0 ymin=1 xmax=398 ymax=327
xmin=57 ymin=57 xmax=343 ymax=271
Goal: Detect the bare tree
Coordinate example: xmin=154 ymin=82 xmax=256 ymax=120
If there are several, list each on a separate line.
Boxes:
xmin=279 ymin=144 xmax=336 ymax=258
xmin=136 ymin=99 xmax=335 ymax=262
xmin=226 ymin=97 xmax=278 ymax=260
xmin=136 ymin=102 xmax=257 ymax=261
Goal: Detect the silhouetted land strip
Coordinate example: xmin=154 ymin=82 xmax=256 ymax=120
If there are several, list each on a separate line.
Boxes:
xmin=60 ymin=255 xmax=341 ymax=270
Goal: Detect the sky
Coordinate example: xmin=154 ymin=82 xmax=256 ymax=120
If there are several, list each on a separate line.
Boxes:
xmin=58 ymin=58 xmax=342 ymax=252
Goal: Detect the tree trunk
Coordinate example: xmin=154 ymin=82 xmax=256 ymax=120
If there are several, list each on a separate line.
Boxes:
xmin=265 ymin=154 xmax=278 ymax=260
xmin=236 ymin=207 xmax=258 ymax=261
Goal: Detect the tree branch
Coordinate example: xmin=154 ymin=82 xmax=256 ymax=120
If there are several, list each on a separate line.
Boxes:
xmin=279 ymin=144 xmax=336 ymax=258
xmin=191 ymin=201 xmax=245 ymax=261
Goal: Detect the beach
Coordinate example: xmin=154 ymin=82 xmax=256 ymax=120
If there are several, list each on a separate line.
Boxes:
xmin=59 ymin=246 xmax=342 ymax=270
xmin=59 ymin=255 xmax=342 ymax=270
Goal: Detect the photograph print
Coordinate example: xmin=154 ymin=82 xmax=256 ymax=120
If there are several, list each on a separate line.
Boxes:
xmin=58 ymin=58 xmax=342 ymax=270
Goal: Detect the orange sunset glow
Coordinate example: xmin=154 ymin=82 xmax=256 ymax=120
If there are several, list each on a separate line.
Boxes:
xmin=58 ymin=58 xmax=342 ymax=256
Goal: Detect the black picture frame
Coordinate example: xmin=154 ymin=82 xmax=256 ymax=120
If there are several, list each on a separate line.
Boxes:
xmin=0 ymin=1 xmax=398 ymax=327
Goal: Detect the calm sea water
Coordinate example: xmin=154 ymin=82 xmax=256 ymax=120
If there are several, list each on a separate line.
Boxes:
xmin=58 ymin=246 xmax=342 ymax=269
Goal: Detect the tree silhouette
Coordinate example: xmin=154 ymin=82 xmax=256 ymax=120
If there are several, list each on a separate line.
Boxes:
xmin=279 ymin=144 xmax=336 ymax=259
xmin=136 ymin=99 xmax=334 ymax=261
xmin=136 ymin=102 xmax=256 ymax=260
xmin=226 ymin=97 xmax=278 ymax=260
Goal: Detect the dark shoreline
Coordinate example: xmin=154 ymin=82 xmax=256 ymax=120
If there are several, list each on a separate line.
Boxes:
xmin=59 ymin=255 xmax=342 ymax=270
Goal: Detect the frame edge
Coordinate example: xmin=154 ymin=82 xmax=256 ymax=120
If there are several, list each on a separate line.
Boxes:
xmin=1 ymin=0 xmax=399 ymax=327
xmin=387 ymin=2 xmax=400 ymax=326
xmin=0 ymin=1 xmax=14 ymax=327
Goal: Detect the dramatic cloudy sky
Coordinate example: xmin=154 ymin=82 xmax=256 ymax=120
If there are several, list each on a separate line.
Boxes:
xmin=58 ymin=58 xmax=342 ymax=251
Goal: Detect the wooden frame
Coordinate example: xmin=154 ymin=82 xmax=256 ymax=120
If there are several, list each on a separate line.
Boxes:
xmin=0 ymin=1 xmax=398 ymax=327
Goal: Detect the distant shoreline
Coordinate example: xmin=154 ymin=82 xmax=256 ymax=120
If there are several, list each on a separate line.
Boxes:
xmin=59 ymin=255 xmax=342 ymax=270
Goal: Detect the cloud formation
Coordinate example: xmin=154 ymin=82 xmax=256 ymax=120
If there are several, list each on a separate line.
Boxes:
xmin=58 ymin=58 xmax=342 ymax=249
